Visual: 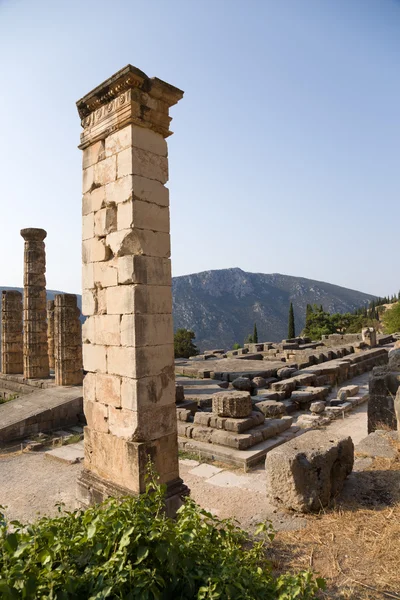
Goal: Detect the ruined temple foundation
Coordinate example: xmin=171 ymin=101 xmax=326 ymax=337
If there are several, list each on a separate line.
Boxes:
xmin=20 ymin=228 xmax=50 ymax=379
xmin=54 ymin=294 xmax=83 ymax=386
xmin=47 ymin=300 xmax=55 ymax=370
xmin=76 ymin=65 xmax=188 ymax=511
xmin=1 ymin=291 xmax=23 ymax=374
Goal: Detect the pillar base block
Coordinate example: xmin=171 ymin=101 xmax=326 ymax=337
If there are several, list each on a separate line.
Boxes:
xmin=76 ymin=468 xmax=190 ymax=517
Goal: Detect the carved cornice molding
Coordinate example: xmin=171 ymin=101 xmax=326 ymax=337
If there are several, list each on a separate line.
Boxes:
xmin=76 ymin=65 xmax=184 ymax=148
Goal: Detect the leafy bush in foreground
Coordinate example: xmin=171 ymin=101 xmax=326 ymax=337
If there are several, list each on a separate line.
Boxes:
xmin=0 ymin=474 xmax=324 ymax=599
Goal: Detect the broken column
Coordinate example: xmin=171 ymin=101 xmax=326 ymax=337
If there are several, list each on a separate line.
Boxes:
xmin=20 ymin=228 xmax=49 ymax=379
xmin=54 ymin=294 xmax=83 ymax=386
xmin=1 ymin=290 xmax=23 ymax=374
xmin=76 ymin=64 xmax=188 ymax=510
xmin=47 ymin=300 xmax=55 ymax=370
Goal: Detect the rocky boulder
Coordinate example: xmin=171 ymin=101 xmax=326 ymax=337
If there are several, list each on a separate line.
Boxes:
xmin=310 ymin=401 xmax=325 ymax=414
xmin=231 ymin=377 xmax=252 ymax=392
xmin=266 ymin=431 xmax=354 ymax=512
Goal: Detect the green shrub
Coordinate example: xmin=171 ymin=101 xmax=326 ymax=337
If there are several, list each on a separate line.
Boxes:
xmin=382 ymin=302 xmax=400 ymax=334
xmin=174 ymin=328 xmax=199 ymax=359
xmin=0 ymin=473 xmax=324 ymax=599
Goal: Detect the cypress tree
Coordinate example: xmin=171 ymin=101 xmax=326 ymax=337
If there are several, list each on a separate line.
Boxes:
xmin=253 ymin=322 xmax=258 ymax=343
xmin=288 ymin=302 xmax=296 ymax=338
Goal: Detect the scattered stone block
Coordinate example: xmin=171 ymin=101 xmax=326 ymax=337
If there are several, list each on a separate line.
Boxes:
xmin=310 ymin=401 xmax=325 ymax=414
xmin=252 ymin=376 xmax=267 ymax=388
xmin=277 ymin=367 xmax=296 ymax=379
xmin=177 ymin=408 xmax=191 ymax=422
xmin=231 ymin=376 xmax=252 ymax=392
xmin=266 ymin=431 xmax=354 ymax=512
xmin=212 ymin=391 xmax=252 ymax=418
xmin=255 ymin=400 xmax=286 ymax=418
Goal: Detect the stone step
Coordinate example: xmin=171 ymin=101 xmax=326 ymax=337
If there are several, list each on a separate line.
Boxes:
xmin=178 ymin=424 xmax=304 ymax=470
xmin=178 ymin=416 xmax=293 ymax=450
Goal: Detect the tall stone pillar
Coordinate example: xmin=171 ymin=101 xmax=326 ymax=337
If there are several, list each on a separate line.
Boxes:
xmin=20 ymin=228 xmax=50 ymax=379
xmin=47 ymin=300 xmax=55 ymax=370
xmin=1 ymin=291 xmax=23 ymax=374
xmin=54 ymin=294 xmax=83 ymax=386
xmin=76 ymin=65 xmax=188 ymax=510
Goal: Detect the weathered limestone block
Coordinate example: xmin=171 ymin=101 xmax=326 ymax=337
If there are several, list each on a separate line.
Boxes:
xmin=20 ymin=228 xmax=49 ymax=379
xmin=368 ymin=366 xmax=400 ymax=432
xmin=310 ymin=401 xmax=326 ymax=414
xmin=212 ymin=391 xmax=252 ymax=418
xmin=231 ymin=376 xmax=252 ymax=392
xmin=76 ymin=65 xmax=188 ymax=513
xmin=252 ymin=376 xmax=267 ymax=388
xmin=266 ymin=431 xmax=354 ymax=512
xmin=1 ymin=291 xmax=23 ymax=374
xmin=47 ymin=300 xmax=55 ymax=370
xmin=54 ymin=294 xmax=83 ymax=386
xmin=255 ymin=400 xmax=286 ymax=418
xmin=277 ymin=367 xmax=296 ymax=379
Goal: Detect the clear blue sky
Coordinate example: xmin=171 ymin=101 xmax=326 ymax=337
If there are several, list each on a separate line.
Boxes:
xmin=0 ymin=0 xmax=399 ymax=297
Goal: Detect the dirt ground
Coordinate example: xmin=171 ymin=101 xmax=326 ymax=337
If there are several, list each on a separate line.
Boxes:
xmin=0 ymin=399 xmax=399 ymax=599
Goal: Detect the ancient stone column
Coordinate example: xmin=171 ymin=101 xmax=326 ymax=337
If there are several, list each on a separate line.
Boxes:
xmin=20 ymin=228 xmax=50 ymax=379
xmin=54 ymin=294 xmax=83 ymax=386
xmin=76 ymin=65 xmax=188 ymax=511
xmin=1 ymin=291 xmax=23 ymax=374
xmin=47 ymin=300 xmax=55 ymax=370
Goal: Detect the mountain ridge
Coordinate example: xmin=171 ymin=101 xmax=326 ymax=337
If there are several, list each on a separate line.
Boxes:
xmin=172 ymin=268 xmax=376 ymax=350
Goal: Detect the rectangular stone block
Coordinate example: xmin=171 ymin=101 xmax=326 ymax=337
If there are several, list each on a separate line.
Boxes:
xmin=116 ymin=147 xmax=168 ymax=184
xmin=107 ymin=344 xmax=174 ymax=379
xmin=82 ymin=238 xmax=110 ymax=263
xmin=121 ymin=368 xmax=175 ymax=410
xmin=82 ymin=290 xmax=96 ymax=316
xmin=105 ymin=125 xmax=132 ymax=157
xmin=82 ymin=140 xmax=105 ymax=169
xmin=94 ymin=155 xmax=117 ymax=185
xmin=131 ymin=175 xmax=169 ymax=207
xmin=120 ymin=314 xmax=173 ymax=347
xmin=117 ymin=200 xmax=169 ymax=233
xmin=106 ymin=228 xmax=170 ymax=259
xmin=94 ymin=206 xmax=117 ymax=237
xmin=93 ymin=315 xmax=121 ymax=346
xmin=83 ymin=186 xmax=106 ymax=216
xmin=93 ymin=261 xmax=118 ymax=288
xmin=83 ymin=344 xmax=107 ymax=373
xmin=106 ymin=284 xmax=172 ymax=315
xmin=96 ymin=373 xmax=121 ymax=407
xmin=84 ymin=399 xmax=109 ymax=433
xmin=82 ymin=213 xmax=94 ymax=240
xmin=82 ymin=263 xmax=95 ymax=289
xmin=117 ymin=255 xmax=171 ymax=286
xmin=105 ymin=175 xmax=133 ymax=205
xmin=84 ymin=428 xmax=179 ymax=492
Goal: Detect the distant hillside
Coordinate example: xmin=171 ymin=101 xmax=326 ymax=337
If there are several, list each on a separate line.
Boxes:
xmin=172 ymin=268 xmax=376 ymax=350
xmin=0 ymin=270 xmax=376 ymax=352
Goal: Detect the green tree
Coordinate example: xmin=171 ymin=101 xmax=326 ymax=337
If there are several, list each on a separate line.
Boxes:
xmin=174 ymin=328 xmax=199 ymax=358
xmin=233 ymin=342 xmax=241 ymax=350
xmin=382 ymin=302 xmax=400 ymax=334
xmin=253 ymin=322 xmax=258 ymax=343
xmin=288 ymin=303 xmax=295 ymax=338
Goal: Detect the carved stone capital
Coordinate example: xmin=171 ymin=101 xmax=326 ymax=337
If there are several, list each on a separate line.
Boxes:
xmin=20 ymin=228 xmax=47 ymax=242
xmin=76 ymin=64 xmax=184 ymax=149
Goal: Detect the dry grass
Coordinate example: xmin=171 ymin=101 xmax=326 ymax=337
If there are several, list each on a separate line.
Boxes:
xmin=269 ymin=437 xmax=400 ymax=599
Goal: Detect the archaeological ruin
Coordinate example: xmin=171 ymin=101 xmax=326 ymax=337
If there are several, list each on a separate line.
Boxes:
xmin=0 ymin=228 xmax=84 ymax=444
xmin=0 ymin=62 xmax=397 ymax=523
xmin=75 ymin=64 xmax=189 ymax=512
